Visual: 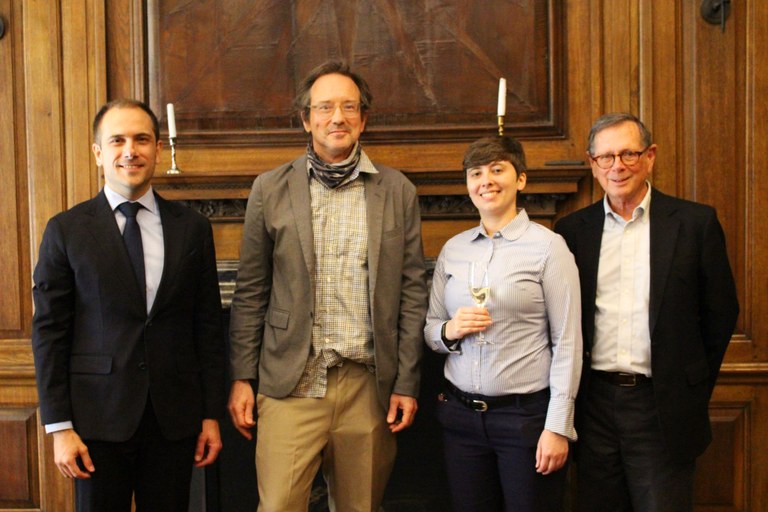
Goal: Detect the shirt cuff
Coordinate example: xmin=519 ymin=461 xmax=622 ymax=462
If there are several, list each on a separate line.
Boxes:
xmin=45 ymin=421 xmax=74 ymax=434
xmin=441 ymin=322 xmax=462 ymax=352
xmin=544 ymin=395 xmax=577 ymax=441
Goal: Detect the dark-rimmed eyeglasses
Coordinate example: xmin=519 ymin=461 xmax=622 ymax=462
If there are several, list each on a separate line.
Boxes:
xmin=589 ymin=146 xmax=650 ymax=169
xmin=309 ymin=102 xmax=361 ymax=119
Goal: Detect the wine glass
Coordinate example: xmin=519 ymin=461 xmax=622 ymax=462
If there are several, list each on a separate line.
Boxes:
xmin=468 ymin=261 xmax=492 ymax=344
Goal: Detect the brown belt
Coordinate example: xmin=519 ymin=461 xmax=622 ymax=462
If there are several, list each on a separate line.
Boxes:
xmin=592 ymin=370 xmax=651 ymax=387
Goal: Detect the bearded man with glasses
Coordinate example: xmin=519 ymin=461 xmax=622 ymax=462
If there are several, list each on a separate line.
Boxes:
xmin=227 ymin=60 xmax=427 ymax=511
xmin=555 ymin=113 xmax=739 ymax=512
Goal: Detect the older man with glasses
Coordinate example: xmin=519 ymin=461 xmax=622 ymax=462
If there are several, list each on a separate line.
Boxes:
xmin=227 ymin=60 xmax=427 ymax=512
xmin=555 ymin=112 xmax=739 ymax=511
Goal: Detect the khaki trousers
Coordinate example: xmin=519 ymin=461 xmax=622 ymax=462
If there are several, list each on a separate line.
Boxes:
xmin=255 ymin=362 xmax=397 ymax=512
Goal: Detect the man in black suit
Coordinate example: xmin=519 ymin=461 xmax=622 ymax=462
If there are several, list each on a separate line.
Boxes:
xmin=555 ymin=113 xmax=739 ymax=512
xmin=31 ymin=99 xmax=226 ymax=511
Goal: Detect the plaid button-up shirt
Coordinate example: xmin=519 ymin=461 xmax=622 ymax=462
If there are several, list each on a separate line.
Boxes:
xmin=291 ymin=151 xmax=378 ymax=397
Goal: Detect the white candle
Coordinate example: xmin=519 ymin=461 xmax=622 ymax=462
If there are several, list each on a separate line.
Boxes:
xmin=497 ymin=78 xmax=507 ymax=117
xmin=167 ymin=103 xmax=177 ymax=138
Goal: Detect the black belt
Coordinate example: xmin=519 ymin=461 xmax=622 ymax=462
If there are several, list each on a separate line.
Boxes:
xmin=592 ymin=370 xmax=651 ymax=387
xmin=444 ymin=380 xmax=549 ymax=412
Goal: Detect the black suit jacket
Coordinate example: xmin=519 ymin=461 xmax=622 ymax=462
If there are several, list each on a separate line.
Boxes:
xmin=32 ymin=190 xmax=225 ymax=442
xmin=555 ymin=188 xmax=739 ymax=461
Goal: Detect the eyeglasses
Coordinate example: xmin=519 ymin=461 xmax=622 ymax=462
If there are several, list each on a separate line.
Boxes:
xmin=589 ymin=146 xmax=650 ymax=169
xmin=309 ymin=102 xmax=361 ymax=119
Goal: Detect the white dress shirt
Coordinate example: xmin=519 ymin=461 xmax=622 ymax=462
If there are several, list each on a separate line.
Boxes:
xmin=591 ymin=182 xmax=652 ymax=376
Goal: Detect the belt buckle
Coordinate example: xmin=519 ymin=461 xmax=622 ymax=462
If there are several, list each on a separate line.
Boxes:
xmin=471 ymin=399 xmax=489 ymax=412
xmin=618 ymin=372 xmax=637 ymax=387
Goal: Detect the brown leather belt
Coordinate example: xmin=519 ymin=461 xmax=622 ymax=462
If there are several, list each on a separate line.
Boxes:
xmin=593 ymin=370 xmax=651 ymax=387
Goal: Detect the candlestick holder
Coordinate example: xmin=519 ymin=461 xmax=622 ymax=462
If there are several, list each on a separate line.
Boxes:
xmin=166 ymin=137 xmax=182 ymax=174
xmin=497 ymin=116 xmax=505 ymax=136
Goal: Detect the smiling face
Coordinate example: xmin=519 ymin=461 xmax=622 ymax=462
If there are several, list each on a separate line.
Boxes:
xmin=301 ymin=73 xmax=367 ymax=163
xmin=92 ymin=106 xmax=162 ymax=200
xmin=589 ymin=120 xmax=656 ymax=217
xmin=466 ymin=160 xmax=527 ymax=233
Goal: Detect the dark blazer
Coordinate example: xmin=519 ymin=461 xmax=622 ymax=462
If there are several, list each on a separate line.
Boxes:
xmin=228 ymin=156 xmax=428 ymax=410
xmin=32 ymin=190 xmax=226 ymax=442
xmin=555 ymin=188 xmax=739 ymax=461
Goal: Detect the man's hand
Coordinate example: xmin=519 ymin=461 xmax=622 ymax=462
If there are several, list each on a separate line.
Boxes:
xmin=535 ymin=429 xmax=569 ymax=475
xmin=194 ymin=419 xmax=223 ymax=467
xmin=387 ymin=393 xmax=418 ymax=433
xmin=228 ymin=379 xmax=256 ymax=440
xmin=53 ymin=429 xmax=94 ymax=479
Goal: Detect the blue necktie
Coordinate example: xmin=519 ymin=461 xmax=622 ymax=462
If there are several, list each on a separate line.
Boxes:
xmin=117 ymin=202 xmax=145 ymax=294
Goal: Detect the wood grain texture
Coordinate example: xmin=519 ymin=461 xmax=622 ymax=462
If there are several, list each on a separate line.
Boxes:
xmin=0 ymin=0 xmax=26 ymax=334
xmin=146 ymin=0 xmax=560 ymax=142
xmin=0 ymin=408 xmax=39 ymax=508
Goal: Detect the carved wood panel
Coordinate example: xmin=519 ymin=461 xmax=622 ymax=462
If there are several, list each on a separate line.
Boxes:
xmin=0 ymin=0 xmax=28 ymax=336
xmin=695 ymin=402 xmax=748 ymax=510
xmin=680 ymin=0 xmax=750 ymax=364
xmin=147 ymin=0 xmax=562 ymax=144
xmin=0 ymin=408 xmax=39 ymax=508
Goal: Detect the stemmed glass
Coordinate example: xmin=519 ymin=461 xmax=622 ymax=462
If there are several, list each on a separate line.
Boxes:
xmin=468 ymin=261 xmax=492 ymax=345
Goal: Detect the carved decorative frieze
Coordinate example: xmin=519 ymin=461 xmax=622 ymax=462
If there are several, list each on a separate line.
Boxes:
xmin=177 ymin=193 xmax=567 ymax=222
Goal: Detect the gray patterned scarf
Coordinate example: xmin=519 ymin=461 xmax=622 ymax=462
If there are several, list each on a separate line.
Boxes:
xmin=306 ymin=141 xmax=362 ymax=189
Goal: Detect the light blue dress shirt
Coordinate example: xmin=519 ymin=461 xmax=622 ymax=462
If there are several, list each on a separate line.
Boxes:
xmin=424 ymin=209 xmax=583 ymax=439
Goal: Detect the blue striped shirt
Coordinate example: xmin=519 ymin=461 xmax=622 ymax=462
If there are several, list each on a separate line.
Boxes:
xmin=424 ymin=209 xmax=582 ymax=439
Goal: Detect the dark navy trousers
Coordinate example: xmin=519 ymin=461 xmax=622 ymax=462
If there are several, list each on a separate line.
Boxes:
xmin=436 ymin=390 xmax=568 ymax=512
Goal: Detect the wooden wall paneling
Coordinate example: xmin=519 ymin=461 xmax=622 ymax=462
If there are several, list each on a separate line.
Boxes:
xmin=600 ymin=0 xmax=640 ymax=115
xmin=744 ymin=0 xmax=768 ymax=507
xmin=704 ymin=379 xmax=768 ymax=512
xmin=751 ymin=0 xmax=768 ymax=368
xmin=640 ymin=0 xmax=682 ymax=197
xmin=0 ymin=0 xmax=29 ymax=336
xmin=60 ymin=0 xmax=107 ymax=203
xmin=680 ymin=0 xmax=750 ymax=361
xmin=0 ymin=408 xmax=39 ymax=508
xmin=211 ymin=221 xmax=245 ymax=262
xmin=695 ymin=396 xmax=748 ymax=510
xmin=105 ymin=0 xmax=144 ymax=101
xmin=23 ymin=0 xmax=66 ymax=263
xmin=680 ymin=1 xmax=767 ymax=510
xmin=146 ymin=0 xmax=561 ymax=142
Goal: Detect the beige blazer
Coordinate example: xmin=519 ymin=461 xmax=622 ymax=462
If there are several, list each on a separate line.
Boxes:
xmin=228 ymin=156 xmax=427 ymax=409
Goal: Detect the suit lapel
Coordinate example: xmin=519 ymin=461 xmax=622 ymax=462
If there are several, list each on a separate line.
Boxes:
xmin=85 ymin=192 xmax=146 ymax=308
xmin=287 ymin=157 xmax=316 ymax=279
xmin=580 ymin=202 xmax=605 ymax=345
xmin=364 ymin=171 xmax=385 ymax=297
xmin=149 ymin=193 xmax=187 ymax=318
xmin=648 ymin=189 xmax=680 ymax=335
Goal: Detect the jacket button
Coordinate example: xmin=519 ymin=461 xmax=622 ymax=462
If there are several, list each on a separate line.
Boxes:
xmin=138 ymin=362 xmax=147 ymax=371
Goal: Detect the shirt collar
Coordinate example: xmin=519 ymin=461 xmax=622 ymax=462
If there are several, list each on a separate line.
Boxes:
xmin=104 ymin=185 xmax=159 ymax=215
xmin=357 ymin=149 xmax=378 ymax=175
xmin=470 ymin=209 xmax=530 ymax=242
xmin=602 ymin=180 xmax=652 ymax=224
